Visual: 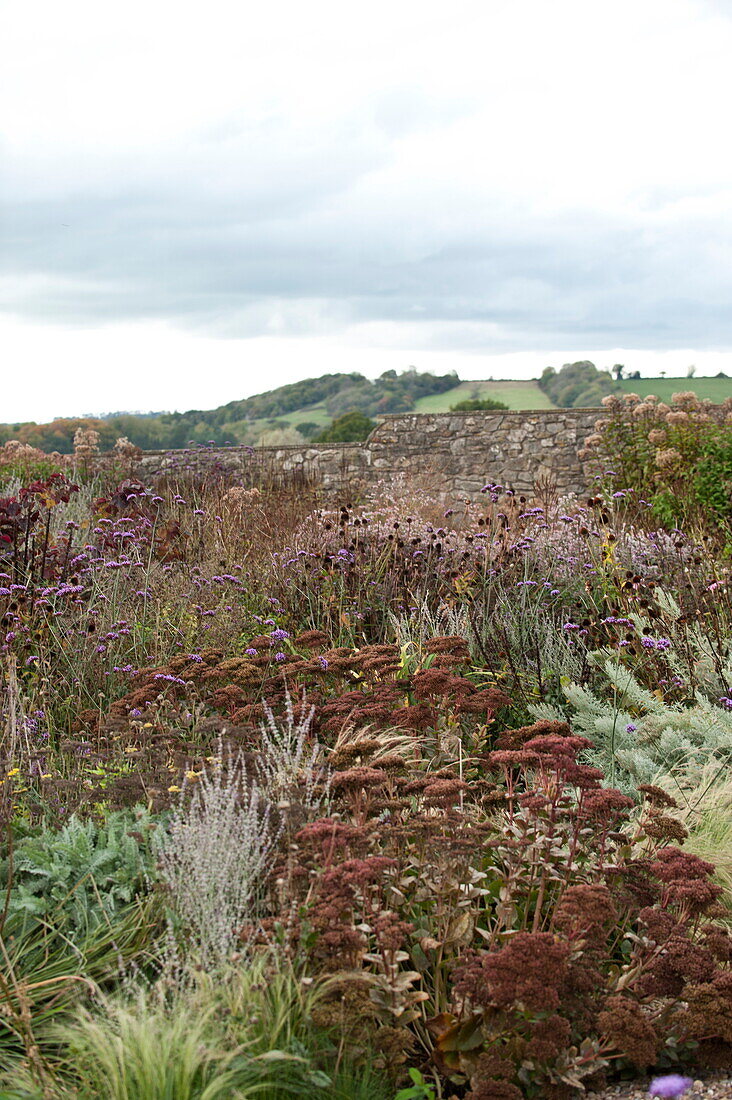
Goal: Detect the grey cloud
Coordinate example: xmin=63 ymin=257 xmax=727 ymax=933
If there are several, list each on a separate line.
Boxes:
xmin=3 ymin=133 xmax=732 ymax=352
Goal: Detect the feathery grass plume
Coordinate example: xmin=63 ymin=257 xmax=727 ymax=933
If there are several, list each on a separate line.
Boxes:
xmin=21 ymin=957 xmax=394 ymax=1100
xmin=52 ymin=990 xmax=237 ymax=1100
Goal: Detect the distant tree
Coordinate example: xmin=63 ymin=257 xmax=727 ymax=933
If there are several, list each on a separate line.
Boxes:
xmin=538 ymin=361 xmax=620 ymax=407
xmin=612 ymin=364 xmax=625 ymax=380
xmin=295 ymin=421 xmax=320 ymax=438
xmin=573 ymin=385 xmax=607 ymax=407
xmin=326 ymin=383 xmax=376 ymax=418
xmin=687 ymin=364 xmax=697 ymax=378
xmin=450 ymin=398 xmax=509 ymax=412
xmin=313 ymin=411 xmax=376 ymax=443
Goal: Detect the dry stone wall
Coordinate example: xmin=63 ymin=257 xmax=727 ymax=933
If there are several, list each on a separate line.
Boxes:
xmin=137 ymin=409 xmax=601 ymax=498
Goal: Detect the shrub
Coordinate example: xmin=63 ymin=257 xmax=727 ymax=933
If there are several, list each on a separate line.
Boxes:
xmin=3 ymin=464 xmax=732 ymax=1097
xmin=450 ymin=398 xmax=509 ymax=412
xmin=313 ymin=411 xmax=376 ymax=443
xmin=583 ymin=390 xmax=732 ymax=538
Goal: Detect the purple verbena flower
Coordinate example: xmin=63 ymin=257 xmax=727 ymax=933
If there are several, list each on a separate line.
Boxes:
xmin=648 ymin=1075 xmax=693 ymax=1098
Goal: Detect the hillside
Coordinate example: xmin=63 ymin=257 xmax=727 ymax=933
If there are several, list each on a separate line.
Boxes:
xmin=6 ymin=370 xmax=732 ymax=455
xmin=0 ymin=370 xmax=458 ymax=453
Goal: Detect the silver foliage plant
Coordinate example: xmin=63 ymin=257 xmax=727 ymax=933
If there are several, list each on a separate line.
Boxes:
xmin=257 ymin=692 xmax=330 ymax=817
xmin=532 ymin=657 xmax=732 ymax=796
xmin=157 ymin=695 xmax=328 ymax=969
xmin=157 ymin=749 xmax=276 ymax=970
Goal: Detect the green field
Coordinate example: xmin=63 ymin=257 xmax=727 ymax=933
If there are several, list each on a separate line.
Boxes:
xmin=414 ymin=379 xmax=554 ymax=412
xmin=215 ymin=402 xmax=333 ymax=443
xmin=287 ymin=404 xmax=333 ymax=428
xmin=239 ymin=383 xmax=556 ymax=440
xmin=619 ymin=376 xmax=732 ymax=403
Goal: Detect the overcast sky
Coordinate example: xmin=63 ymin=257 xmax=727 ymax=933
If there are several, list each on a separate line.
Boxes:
xmin=2 ymin=0 xmax=732 ymax=421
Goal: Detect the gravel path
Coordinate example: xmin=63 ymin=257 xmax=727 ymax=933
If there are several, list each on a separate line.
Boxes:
xmin=586 ymin=1072 xmax=732 ymax=1099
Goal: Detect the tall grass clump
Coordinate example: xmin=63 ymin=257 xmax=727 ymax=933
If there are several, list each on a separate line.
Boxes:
xmin=11 ymin=957 xmax=394 ymax=1100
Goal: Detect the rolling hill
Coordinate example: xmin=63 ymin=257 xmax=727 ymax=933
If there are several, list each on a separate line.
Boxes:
xmin=4 ymin=369 xmax=732 ymax=454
